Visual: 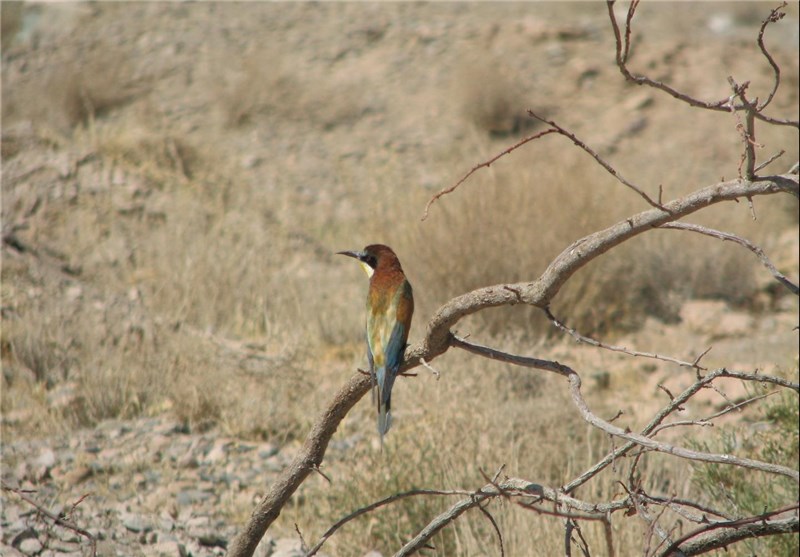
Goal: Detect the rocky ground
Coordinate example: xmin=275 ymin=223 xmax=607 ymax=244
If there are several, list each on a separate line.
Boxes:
xmin=2 ymin=415 xmax=322 ymax=557
xmin=2 ymin=2 xmax=798 ymax=557
xmin=3 ymin=294 xmax=798 ymax=557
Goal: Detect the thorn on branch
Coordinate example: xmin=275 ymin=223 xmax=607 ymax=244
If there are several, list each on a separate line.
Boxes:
xmin=526 ymin=109 xmax=667 ymax=211
xmin=657 ymin=384 xmax=675 ymax=402
xmin=294 ymin=523 xmax=309 ymax=554
xmin=310 ymin=465 xmax=332 ymax=484
xmin=420 ymin=358 xmax=440 ymax=380
xmin=746 ymin=196 xmax=757 ymax=220
xmin=503 ymin=285 xmax=523 ymax=303
xmin=421 ymin=128 xmax=558 ymax=220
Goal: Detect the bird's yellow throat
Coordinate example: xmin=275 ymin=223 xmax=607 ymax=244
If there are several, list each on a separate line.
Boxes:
xmin=359 ymin=261 xmax=375 ymax=278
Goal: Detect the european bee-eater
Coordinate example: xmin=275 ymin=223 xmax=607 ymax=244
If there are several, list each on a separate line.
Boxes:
xmin=338 ymin=244 xmax=414 ymax=445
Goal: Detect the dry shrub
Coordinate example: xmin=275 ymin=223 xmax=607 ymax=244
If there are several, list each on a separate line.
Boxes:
xmin=387 ymin=136 xmax=796 ymax=339
xmin=3 ymin=37 xmax=140 ymax=131
xmin=215 ymin=46 xmax=370 ymax=129
xmin=293 ymin=343 xmax=690 ymax=555
xmin=455 ymin=55 xmax=535 ymax=137
xmin=1 ymin=1 xmax=23 ymax=50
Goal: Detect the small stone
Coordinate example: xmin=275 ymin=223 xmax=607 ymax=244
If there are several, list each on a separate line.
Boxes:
xmin=204 ymin=439 xmax=230 ymax=463
xmin=55 ymin=464 xmax=94 ymax=486
xmin=257 ymin=443 xmax=279 ymax=459
xmin=271 ymin=538 xmax=304 ymax=557
xmin=175 ymin=489 xmax=212 ymax=506
xmin=18 ymin=537 xmax=43 ymax=556
xmin=0 ymin=543 xmax=26 ymax=557
xmin=34 ymin=448 xmax=56 ymax=469
xmin=121 ymin=512 xmax=153 ymax=533
xmin=144 ymin=540 xmax=187 ymax=557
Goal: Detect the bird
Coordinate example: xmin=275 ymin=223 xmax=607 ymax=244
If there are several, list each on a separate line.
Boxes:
xmin=337 ymin=244 xmax=414 ymax=445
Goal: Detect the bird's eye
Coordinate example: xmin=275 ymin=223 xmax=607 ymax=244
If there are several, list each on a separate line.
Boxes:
xmin=366 ymin=255 xmax=378 ymax=268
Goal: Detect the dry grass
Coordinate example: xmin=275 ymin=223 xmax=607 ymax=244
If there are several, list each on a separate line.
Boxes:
xmin=0 ymin=2 xmax=23 ymax=51
xmin=287 ymin=344 xmax=702 ymax=556
xmin=1 ymin=2 xmax=798 ymax=554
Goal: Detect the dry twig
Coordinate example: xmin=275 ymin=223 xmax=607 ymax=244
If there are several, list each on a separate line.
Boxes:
xmin=1 ymin=483 xmax=97 ymax=557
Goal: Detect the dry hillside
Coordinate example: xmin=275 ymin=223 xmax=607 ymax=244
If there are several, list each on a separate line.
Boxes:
xmin=2 ymin=2 xmax=798 ymax=556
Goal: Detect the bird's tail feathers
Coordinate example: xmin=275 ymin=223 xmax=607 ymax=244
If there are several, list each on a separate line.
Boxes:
xmin=375 ymin=366 xmax=395 ymax=441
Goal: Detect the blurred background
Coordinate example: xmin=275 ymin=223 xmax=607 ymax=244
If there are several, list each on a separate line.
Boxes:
xmin=2 ymin=2 xmax=798 ymax=555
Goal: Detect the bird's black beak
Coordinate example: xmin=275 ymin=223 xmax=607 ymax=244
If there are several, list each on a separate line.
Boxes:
xmin=336 ymin=250 xmax=364 ymax=261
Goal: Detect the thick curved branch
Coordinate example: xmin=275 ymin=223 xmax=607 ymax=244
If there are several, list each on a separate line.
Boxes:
xmin=659 ymin=505 xmax=800 ymax=557
xmin=453 ymin=337 xmax=800 ymax=481
xmin=227 ymin=373 xmax=371 ymax=557
xmin=227 ymin=175 xmax=797 ymax=557
xmin=421 ymin=175 xmax=797 ymax=353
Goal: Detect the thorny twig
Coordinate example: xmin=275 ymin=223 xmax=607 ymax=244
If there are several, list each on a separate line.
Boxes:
xmin=421 ymin=128 xmax=557 ymax=220
xmin=544 ymin=306 xmax=708 ymax=369
xmin=607 ymin=0 xmax=799 ymax=128
xmin=660 ymin=503 xmax=800 ymax=557
xmin=658 ymin=222 xmax=799 ymax=295
xmin=1 ymin=483 xmax=97 ymax=557
xmin=526 ymin=110 xmax=666 ymax=210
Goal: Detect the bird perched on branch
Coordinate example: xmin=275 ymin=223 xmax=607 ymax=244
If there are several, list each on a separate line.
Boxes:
xmin=337 ymin=244 xmax=414 ymax=446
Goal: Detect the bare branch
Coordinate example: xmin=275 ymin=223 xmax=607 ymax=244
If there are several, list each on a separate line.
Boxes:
xmin=1 ymin=483 xmax=97 ymax=557
xmin=650 ymin=391 xmax=777 ymax=435
xmin=755 ymin=149 xmax=786 ymax=173
xmin=606 ymin=0 xmax=799 ymax=128
xmin=394 ymin=478 xmax=626 ymax=557
xmin=452 ymin=337 xmax=800 ymax=481
xmin=727 ymin=77 xmax=760 ymax=180
xmin=544 ymin=306 xmax=704 ymax=369
xmin=305 ymin=487 xmax=475 ymax=556
xmin=227 ymin=372 xmax=372 ymax=557
xmin=526 ymin=110 xmax=665 ymax=210
xmin=421 ymin=128 xmax=558 ymax=220
xmin=756 ymin=2 xmax=787 ymax=111
xmin=658 ymin=222 xmax=799 ymax=295
xmin=659 ymin=504 xmax=800 ymax=557
xmin=477 ymin=504 xmax=504 ymax=557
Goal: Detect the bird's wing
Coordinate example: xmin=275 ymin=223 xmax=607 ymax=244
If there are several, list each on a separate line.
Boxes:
xmin=384 ymin=320 xmax=407 ymax=372
xmin=385 ymin=280 xmax=413 ymax=372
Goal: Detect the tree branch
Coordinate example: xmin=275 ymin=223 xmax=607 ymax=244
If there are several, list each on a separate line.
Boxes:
xmin=658 ymin=222 xmax=799 ymax=295
xmin=227 ymin=372 xmax=372 ymax=557
xmin=606 ymin=0 xmax=799 ymax=128
xmin=227 ymin=174 xmax=797 ymax=557
xmin=1 ymin=483 xmax=97 ymax=557
xmin=452 ymin=337 xmax=800 ymax=481
xmin=659 ymin=504 xmax=800 ymax=556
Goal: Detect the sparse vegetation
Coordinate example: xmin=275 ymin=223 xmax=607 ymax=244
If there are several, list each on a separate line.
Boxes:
xmin=2 ymin=2 xmax=798 ymax=556
xmin=690 ymin=385 xmax=799 ymax=556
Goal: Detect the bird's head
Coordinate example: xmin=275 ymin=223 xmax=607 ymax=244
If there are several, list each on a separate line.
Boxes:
xmin=337 ymin=244 xmax=401 ymax=278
